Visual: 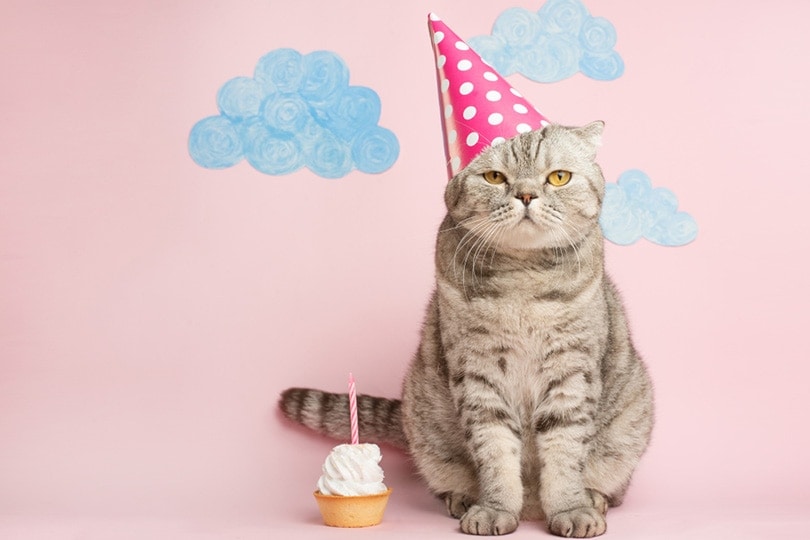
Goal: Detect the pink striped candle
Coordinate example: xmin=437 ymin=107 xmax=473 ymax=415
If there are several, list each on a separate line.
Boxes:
xmin=348 ymin=373 xmax=359 ymax=445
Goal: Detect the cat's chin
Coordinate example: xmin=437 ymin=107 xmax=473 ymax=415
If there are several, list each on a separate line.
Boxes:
xmin=496 ymin=224 xmax=558 ymax=252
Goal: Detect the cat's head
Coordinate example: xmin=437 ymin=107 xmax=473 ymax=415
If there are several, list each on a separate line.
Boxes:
xmin=444 ymin=121 xmax=605 ymax=252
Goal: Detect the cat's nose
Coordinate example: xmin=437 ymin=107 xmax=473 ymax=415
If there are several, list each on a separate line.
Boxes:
xmin=517 ymin=193 xmax=537 ymax=207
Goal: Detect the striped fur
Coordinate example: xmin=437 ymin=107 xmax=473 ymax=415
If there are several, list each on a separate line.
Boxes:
xmin=279 ymin=387 xmax=407 ymax=449
xmin=279 ymin=123 xmax=654 ymax=537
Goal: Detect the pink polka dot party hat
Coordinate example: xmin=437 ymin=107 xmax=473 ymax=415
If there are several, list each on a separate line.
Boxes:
xmin=428 ymin=13 xmax=551 ymax=180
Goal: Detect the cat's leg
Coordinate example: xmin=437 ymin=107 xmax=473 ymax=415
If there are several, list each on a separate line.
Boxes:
xmin=401 ymin=365 xmax=481 ymax=520
xmin=405 ymin=395 xmax=520 ymax=533
xmin=402 ymin=298 xmax=522 ymax=534
xmin=455 ymin=395 xmax=523 ymax=535
xmin=582 ymin=380 xmax=654 ymax=509
xmin=535 ymin=374 xmax=607 ymax=538
xmin=410 ymin=445 xmax=480 ymax=519
xmin=537 ymin=427 xmax=607 ymax=537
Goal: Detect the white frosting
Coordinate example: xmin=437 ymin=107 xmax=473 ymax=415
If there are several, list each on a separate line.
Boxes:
xmin=316 ymin=443 xmax=387 ymax=496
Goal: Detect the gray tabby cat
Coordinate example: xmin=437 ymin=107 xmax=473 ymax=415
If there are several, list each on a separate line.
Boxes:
xmin=280 ymin=122 xmax=654 ymax=538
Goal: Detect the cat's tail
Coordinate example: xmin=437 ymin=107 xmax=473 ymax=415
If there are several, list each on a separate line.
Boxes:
xmin=278 ymin=388 xmax=408 ymax=450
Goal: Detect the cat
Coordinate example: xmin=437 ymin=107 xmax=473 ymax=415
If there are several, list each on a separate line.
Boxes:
xmin=279 ymin=122 xmax=654 ymax=538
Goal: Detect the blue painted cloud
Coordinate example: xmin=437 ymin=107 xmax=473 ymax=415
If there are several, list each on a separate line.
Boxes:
xmin=467 ymin=0 xmax=624 ymax=83
xmin=189 ymin=49 xmax=399 ymax=178
xmin=600 ymin=170 xmax=698 ymax=246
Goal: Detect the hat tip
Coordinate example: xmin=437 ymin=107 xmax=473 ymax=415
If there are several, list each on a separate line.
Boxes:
xmin=428 ymin=12 xmax=441 ymax=22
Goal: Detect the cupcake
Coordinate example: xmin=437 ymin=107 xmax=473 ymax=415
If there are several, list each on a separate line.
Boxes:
xmin=313 ymin=443 xmax=392 ymax=527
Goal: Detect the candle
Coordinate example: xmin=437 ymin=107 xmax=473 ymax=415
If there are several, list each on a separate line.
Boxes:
xmin=348 ymin=372 xmax=359 ymax=445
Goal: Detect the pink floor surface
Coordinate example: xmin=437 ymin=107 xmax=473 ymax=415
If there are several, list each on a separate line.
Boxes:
xmin=2 ymin=447 xmax=808 ymax=540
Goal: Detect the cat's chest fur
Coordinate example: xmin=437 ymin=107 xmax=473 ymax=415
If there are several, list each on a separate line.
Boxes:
xmin=436 ymin=260 xmax=605 ymax=424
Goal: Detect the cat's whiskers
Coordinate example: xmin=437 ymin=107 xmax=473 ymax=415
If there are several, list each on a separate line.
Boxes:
xmin=534 ymin=203 xmax=587 ymax=278
xmin=461 ymin=220 xmax=501 ymax=291
xmin=479 ymin=202 xmax=522 ymax=279
xmin=440 ymin=215 xmax=487 ymax=235
xmin=544 ymin=226 xmax=572 ymax=292
xmin=471 ymin=220 xmax=504 ymax=279
xmin=555 ymin=223 xmax=583 ymax=276
xmin=486 ymin=220 xmax=508 ymax=270
xmin=452 ymin=216 xmax=494 ymax=286
xmin=557 ymin=220 xmax=596 ymax=277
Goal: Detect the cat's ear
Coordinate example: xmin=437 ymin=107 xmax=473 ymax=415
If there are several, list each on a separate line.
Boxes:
xmin=573 ymin=121 xmax=604 ymax=160
xmin=576 ymin=121 xmax=604 ymax=146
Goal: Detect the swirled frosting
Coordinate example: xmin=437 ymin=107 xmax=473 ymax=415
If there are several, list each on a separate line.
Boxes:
xmin=316 ymin=443 xmax=387 ymax=496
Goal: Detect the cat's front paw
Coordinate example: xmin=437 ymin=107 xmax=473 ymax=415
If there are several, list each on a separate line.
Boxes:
xmin=460 ymin=504 xmax=519 ymax=536
xmin=444 ymin=492 xmax=476 ymax=519
xmin=548 ymin=507 xmax=606 ymax=538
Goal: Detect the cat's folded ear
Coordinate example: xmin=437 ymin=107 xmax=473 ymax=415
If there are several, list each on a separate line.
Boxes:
xmin=575 ymin=120 xmax=605 ymax=146
xmin=574 ymin=121 xmax=605 ymax=160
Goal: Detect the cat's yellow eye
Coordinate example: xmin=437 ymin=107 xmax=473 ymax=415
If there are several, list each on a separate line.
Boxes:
xmin=483 ymin=171 xmax=507 ymax=185
xmin=547 ymin=170 xmax=572 ymax=187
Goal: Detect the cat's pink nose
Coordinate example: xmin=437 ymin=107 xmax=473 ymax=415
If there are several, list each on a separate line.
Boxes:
xmin=518 ymin=193 xmax=537 ymax=207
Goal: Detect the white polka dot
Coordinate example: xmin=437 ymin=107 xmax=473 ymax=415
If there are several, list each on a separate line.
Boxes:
xmin=466 ymin=132 xmax=479 ymax=146
xmin=516 ymin=123 xmax=532 ymax=133
xmin=455 ymin=41 xmax=470 ymax=51
xmin=483 ymin=71 xmax=498 ymax=81
xmin=451 ymin=156 xmax=461 ymax=172
xmin=444 ymin=104 xmax=453 ymax=118
xmin=513 ymin=103 xmax=528 ymax=114
xmin=457 ymin=59 xmax=472 ymax=71
xmin=486 ymin=90 xmax=502 ymax=102
xmin=433 ymin=31 xmax=444 ymax=44
xmin=510 ymin=87 xmax=522 ymax=97
xmin=459 ymin=82 xmax=474 ymax=95
xmin=441 ymin=78 xmax=450 ymax=92
xmin=540 ymin=119 xmax=551 ymax=127
xmin=429 ymin=13 xmax=441 ymax=21
xmin=492 ymin=137 xmax=506 ymax=146
xmin=488 ymin=112 xmax=503 ymax=125
xmin=463 ymin=106 xmax=477 ymax=120
xmin=437 ymin=55 xmax=446 ymax=69
xmin=448 ymin=129 xmax=457 ymax=144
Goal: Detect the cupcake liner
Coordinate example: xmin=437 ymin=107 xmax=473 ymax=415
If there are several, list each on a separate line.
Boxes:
xmin=313 ymin=488 xmax=392 ymax=528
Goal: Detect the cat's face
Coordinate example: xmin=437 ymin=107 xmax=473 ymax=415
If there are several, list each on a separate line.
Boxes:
xmin=445 ymin=122 xmax=605 ymax=252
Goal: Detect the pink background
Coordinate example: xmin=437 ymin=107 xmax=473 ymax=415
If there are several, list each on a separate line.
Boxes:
xmin=2 ymin=0 xmax=809 ymax=538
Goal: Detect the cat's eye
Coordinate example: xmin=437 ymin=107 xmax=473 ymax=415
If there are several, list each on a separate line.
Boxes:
xmin=483 ymin=171 xmax=507 ymax=185
xmin=547 ymin=170 xmax=572 ymax=187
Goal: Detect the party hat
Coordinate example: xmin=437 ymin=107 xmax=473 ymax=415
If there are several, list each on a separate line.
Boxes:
xmin=428 ymin=13 xmax=551 ymax=179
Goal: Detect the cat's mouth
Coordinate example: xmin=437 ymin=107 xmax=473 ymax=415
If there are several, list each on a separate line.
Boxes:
xmin=520 ymin=208 xmax=536 ymax=224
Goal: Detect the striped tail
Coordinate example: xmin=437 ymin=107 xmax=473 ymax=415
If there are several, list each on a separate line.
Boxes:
xmin=279 ymin=388 xmax=408 ymax=450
